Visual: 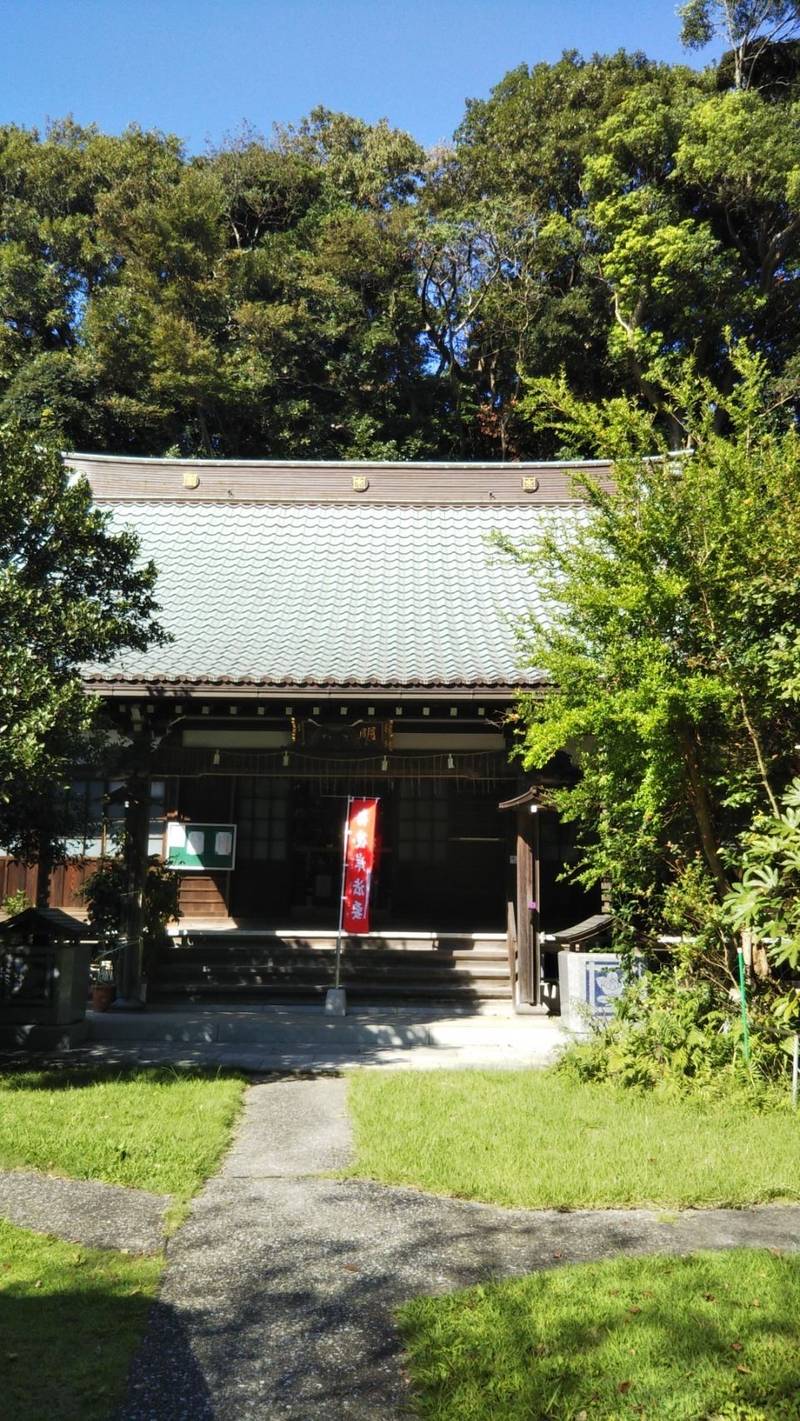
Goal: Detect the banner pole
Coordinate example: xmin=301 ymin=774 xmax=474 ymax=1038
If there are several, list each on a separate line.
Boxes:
xmin=334 ymin=795 xmax=351 ymax=992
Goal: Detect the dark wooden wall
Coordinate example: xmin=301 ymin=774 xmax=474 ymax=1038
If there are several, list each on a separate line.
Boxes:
xmin=0 ymin=858 xmax=94 ymax=912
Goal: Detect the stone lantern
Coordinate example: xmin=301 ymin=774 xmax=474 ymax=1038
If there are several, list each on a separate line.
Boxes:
xmin=0 ymin=907 xmax=91 ymax=1050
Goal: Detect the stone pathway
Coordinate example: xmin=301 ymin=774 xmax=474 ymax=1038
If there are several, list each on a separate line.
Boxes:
xmin=116 ymin=1076 xmax=800 ymax=1421
xmin=0 ymin=1169 xmax=169 ymax=1254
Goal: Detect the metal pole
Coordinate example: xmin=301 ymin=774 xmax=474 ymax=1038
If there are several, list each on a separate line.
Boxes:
xmin=115 ymin=767 xmax=149 ymax=1009
xmin=334 ymin=796 xmax=351 ymax=991
xmin=737 ymin=945 xmax=751 ymax=1064
xmin=792 ymin=1033 xmax=799 ymax=1111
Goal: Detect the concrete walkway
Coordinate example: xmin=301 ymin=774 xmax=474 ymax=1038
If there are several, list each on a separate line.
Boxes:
xmin=118 ymin=1076 xmax=800 ymax=1421
xmin=83 ymin=1003 xmax=570 ymax=1073
xmin=0 ymin=1169 xmax=169 ymax=1253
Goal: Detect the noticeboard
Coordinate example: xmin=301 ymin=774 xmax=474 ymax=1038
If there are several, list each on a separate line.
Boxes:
xmin=166 ymin=822 xmax=237 ymax=872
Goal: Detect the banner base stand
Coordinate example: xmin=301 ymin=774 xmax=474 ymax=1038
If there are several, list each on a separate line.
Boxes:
xmin=324 ymin=987 xmax=347 ymax=1017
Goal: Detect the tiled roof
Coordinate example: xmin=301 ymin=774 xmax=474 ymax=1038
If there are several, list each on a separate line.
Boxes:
xmin=84 ymin=500 xmax=584 ymax=691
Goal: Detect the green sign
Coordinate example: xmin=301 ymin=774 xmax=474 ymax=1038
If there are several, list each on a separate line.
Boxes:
xmin=166 ymin=822 xmax=237 ymax=872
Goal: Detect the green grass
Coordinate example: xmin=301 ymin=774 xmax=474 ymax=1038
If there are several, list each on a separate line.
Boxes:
xmin=346 ymin=1069 xmax=800 ymax=1209
xmin=0 ymin=1219 xmax=162 ymax=1421
xmin=0 ymin=1066 xmax=246 ymax=1211
xmin=0 ymin=1067 xmax=247 ymax=1416
xmin=399 ymin=1249 xmax=800 ymax=1420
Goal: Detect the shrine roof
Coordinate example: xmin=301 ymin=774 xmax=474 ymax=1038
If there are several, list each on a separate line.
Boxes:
xmin=71 ymin=456 xmax=597 ymax=696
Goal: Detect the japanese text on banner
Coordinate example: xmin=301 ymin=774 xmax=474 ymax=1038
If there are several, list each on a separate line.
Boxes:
xmin=342 ymin=798 xmax=379 ymax=934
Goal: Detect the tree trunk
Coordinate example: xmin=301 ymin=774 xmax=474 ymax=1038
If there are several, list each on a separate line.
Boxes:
xmin=682 ymin=727 xmax=730 ymax=899
xmin=34 ymin=838 xmax=52 ymax=910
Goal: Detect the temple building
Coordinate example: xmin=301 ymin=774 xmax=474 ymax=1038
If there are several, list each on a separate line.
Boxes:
xmin=1 ymin=455 xmax=609 ymax=1009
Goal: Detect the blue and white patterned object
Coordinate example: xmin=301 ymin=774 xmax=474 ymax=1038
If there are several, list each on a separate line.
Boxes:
xmin=584 ymin=958 xmax=625 ymax=1017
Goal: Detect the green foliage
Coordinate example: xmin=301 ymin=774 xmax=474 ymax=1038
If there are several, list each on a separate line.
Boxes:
xmin=678 ymin=0 xmax=800 ymax=89
xmin=725 ymin=777 xmax=800 ymax=973
xmin=430 ymin=41 xmax=800 ymax=448
xmin=83 ymin=847 xmax=179 ymax=977
xmin=0 ymin=427 xmax=164 ymax=859
xmin=423 ymin=52 xmax=680 ymax=453
xmin=0 ymin=114 xmax=441 ymax=459
xmin=502 ymin=347 xmax=800 ymax=949
xmin=558 ymin=958 xmax=794 ymax=1094
xmin=1 ymin=888 xmax=30 ymax=916
xmin=2 ymin=34 xmax=800 ymax=458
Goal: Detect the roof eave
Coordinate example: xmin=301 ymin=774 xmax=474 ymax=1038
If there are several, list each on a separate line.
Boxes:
xmin=82 ymin=679 xmax=548 ymax=701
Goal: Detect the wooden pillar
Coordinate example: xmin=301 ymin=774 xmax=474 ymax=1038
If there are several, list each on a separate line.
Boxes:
xmin=506 ymin=816 xmax=518 ymax=998
xmin=516 ymin=810 xmax=534 ymax=1004
xmin=499 ymin=786 xmax=549 ymax=1011
xmin=515 ymin=807 xmax=541 ymax=1007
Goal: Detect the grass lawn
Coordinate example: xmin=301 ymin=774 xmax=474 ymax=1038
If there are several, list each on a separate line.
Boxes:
xmin=399 ymin=1248 xmax=800 ymax=1420
xmin=0 ymin=1065 xmax=246 ymax=1210
xmin=346 ymin=1069 xmax=800 ymax=1209
xmin=0 ymin=1219 xmax=162 ymax=1421
xmin=0 ymin=1066 xmax=246 ymax=1419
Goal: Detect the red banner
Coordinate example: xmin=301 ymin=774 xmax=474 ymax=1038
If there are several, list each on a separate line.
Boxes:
xmin=341 ymin=798 xmax=379 ymax=935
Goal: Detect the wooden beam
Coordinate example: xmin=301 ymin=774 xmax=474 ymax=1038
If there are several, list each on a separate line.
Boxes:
xmin=516 ymin=812 xmax=535 ymax=1005
xmin=513 ymin=806 xmax=543 ymax=1007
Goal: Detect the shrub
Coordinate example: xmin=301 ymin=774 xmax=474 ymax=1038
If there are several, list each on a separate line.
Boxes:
xmin=83 ymin=848 xmax=179 ymax=980
xmin=559 ymin=948 xmax=794 ymax=1099
xmin=1 ymin=889 xmax=31 ymax=917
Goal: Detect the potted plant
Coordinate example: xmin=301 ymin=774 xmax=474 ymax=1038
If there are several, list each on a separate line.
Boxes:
xmin=89 ymin=958 xmax=116 ymax=1012
xmin=83 ymin=844 xmax=179 ymax=1004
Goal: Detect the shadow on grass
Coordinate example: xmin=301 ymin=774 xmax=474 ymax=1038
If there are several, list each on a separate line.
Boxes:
xmin=136 ymin=1168 xmax=800 ymax=1420
xmin=399 ymin=1251 xmax=800 ymax=1419
xmin=1 ymin=1280 xmax=214 ymax=1421
xmin=0 ymin=1062 xmax=336 ymax=1090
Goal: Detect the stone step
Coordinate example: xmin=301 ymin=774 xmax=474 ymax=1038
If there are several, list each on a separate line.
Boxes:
xmin=158 ymin=954 xmax=509 ymax=977
xmin=162 ymin=943 xmax=509 ymax=960
xmin=157 ymin=943 xmax=505 ymax=966
xmin=166 ymin=936 xmax=506 ymax=954
xmin=154 ymin=970 xmax=512 ymax=990
xmin=150 ymin=979 xmax=512 ymax=1004
xmin=154 ymin=930 xmax=511 ymax=1005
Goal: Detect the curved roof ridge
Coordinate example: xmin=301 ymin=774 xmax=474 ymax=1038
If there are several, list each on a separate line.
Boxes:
xmin=67 ymin=450 xmax=612 ymax=470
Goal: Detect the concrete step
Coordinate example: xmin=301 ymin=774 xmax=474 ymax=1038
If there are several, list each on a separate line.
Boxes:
xmin=169 ymin=928 xmax=507 ymax=941
xmin=157 ymin=959 xmax=510 ymax=982
xmin=161 ymin=946 xmax=510 ymax=964
xmin=87 ymin=1004 xmax=561 ymax=1054
xmin=160 ymin=935 xmax=508 ymax=953
xmin=154 ymin=931 xmax=512 ymax=1005
xmin=150 ymin=982 xmax=512 ymax=1005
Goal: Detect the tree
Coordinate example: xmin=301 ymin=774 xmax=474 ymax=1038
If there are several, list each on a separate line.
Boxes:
xmin=420 ymin=42 xmax=800 ymax=453
xmin=419 ymin=52 xmax=665 ymax=455
xmin=0 ymin=114 xmax=440 ymax=460
xmin=0 ymin=426 xmax=164 ymax=859
xmin=2 ymin=38 xmax=799 ymax=461
xmin=679 ymin=0 xmax=800 ymax=88
xmin=585 ymin=76 xmax=800 ymax=417
xmin=499 ymin=347 xmax=800 ymax=952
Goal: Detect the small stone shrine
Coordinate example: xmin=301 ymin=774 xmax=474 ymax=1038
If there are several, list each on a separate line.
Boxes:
xmin=0 ymin=907 xmax=91 ymax=1050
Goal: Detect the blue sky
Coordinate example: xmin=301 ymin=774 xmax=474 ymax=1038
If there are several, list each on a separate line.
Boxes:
xmin=1 ymin=0 xmax=719 ymax=151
